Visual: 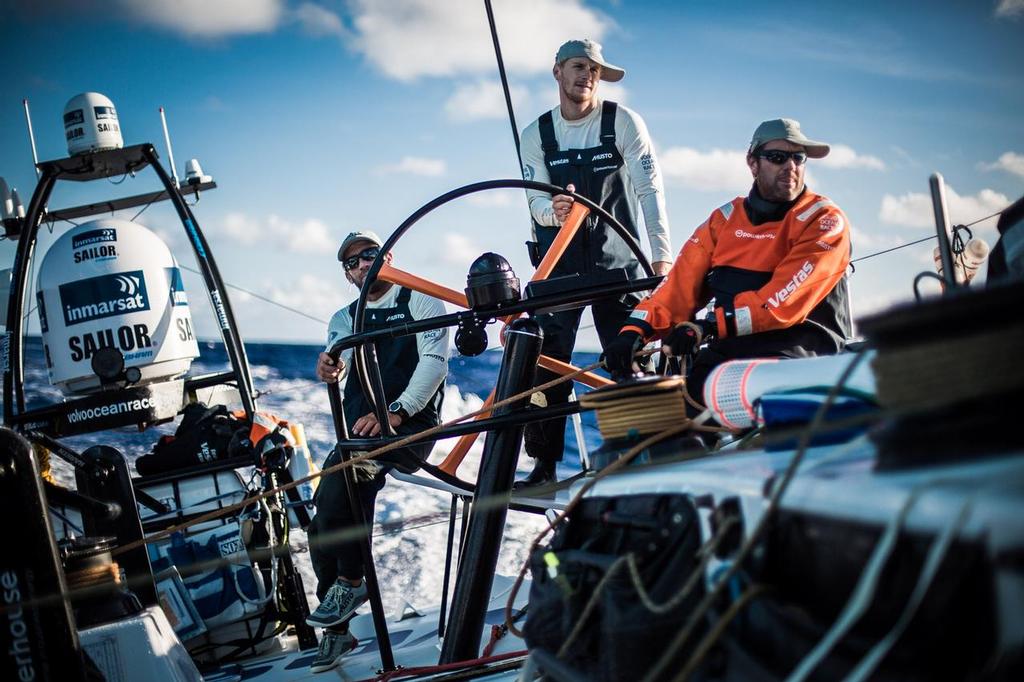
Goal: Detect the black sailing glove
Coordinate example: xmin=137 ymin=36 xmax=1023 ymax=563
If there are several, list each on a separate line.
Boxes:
xmin=663 ymin=319 xmax=716 ymax=358
xmin=602 ymin=330 xmax=644 ymax=379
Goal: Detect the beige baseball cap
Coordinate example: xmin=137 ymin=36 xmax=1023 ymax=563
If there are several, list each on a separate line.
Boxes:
xmin=337 ymin=230 xmax=383 ymax=262
xmin=555 ymin=39 xmax=625 ymax=82
xmin=748 ymin=118 xmax=830 ymax=158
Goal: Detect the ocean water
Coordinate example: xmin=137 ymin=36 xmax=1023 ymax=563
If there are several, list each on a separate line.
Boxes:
xmin=16 ymin=337 xmax=605 ymax=614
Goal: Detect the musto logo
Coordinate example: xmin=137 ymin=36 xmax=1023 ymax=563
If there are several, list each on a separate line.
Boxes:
xmin=60 ymin=270 xmax=150 ymax=326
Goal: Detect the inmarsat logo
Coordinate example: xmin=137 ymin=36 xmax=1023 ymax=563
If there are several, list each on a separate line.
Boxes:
xmin=71 ymin=228 xmax=117 ymax=250
xmin=60 ymin=270 xmax=150 ymax=326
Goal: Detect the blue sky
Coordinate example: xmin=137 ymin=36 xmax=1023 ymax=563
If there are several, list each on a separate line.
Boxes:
xmin=2 ymin=0 xmax=1022 ymax=348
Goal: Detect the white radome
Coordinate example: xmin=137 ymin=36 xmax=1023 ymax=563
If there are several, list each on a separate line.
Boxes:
xmin=63 ymin=92 xmax=124 ymax=156
xmin=36 ymin=218 xmax=199 ymax=395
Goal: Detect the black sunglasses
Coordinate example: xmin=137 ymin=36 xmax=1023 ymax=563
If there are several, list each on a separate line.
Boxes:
xmin=342 ymin=246 xmax=380 ymax=271
xmin=756 ymin=149 xmax=808 ymax=166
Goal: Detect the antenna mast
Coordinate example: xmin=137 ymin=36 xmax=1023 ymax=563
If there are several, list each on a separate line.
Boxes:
xmin=22 ymin=99 xmax=41 ymax=179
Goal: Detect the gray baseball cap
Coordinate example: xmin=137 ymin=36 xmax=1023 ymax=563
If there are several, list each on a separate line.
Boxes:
xmin=337 ymin=230 xmax=383 ymax=261
xmin=748 ymin=118 xmax=830 ymax=159
xmin=555 ymin=39 xmax=625 ymax=82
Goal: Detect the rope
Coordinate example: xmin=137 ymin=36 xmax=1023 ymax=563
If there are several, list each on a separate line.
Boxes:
xmin=850 ymin=208 xmax=1004 ymax=266
xmin=671 ymin=584 xmax=770 ymax=682
xmin=639 ymin=348 xmax=869 ymax=682
xmin=111 ymin=359 xmax=605 ymax=556
xmin=504 ymin=416 xmax=725 ymax=639
xmin=872 ymin=323 xmax=1024 ymax=410
xmin=555 ymin=516 xmax=739 ymax=658
xmin=179 ymin=264 xmax=329 ymax=325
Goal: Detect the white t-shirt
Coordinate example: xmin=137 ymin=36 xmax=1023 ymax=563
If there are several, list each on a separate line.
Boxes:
xmin=325 ymin=285 xmax=449 ymax=417
xmin=520 ymin=99 xmax=672 ymax=264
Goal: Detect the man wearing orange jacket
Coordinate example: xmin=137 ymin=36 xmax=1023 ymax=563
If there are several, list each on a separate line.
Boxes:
xmin=604 ymin=118 xmax=852 ymax=402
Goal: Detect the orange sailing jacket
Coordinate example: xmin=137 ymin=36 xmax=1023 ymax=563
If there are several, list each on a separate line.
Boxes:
xmin=623 ymin=190 xmax=851 ymax=353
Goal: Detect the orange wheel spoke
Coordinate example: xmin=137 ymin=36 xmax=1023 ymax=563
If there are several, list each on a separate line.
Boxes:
xmin=385 ymin=201 xmax=593 ymax=476
xmin=379 ymin=262 xmax=468 ymax=308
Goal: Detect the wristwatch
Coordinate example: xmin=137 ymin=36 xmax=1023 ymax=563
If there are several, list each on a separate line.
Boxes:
xmin=388 ymin=400 xmax=410 ymax=421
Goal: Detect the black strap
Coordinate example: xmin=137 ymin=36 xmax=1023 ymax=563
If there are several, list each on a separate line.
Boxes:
xmin=600 ymin=100 xmax=617 ymax=143
xmin=347 ymin=286 xmax=411 ymax=317
xmin=538 ymin=111 xmax=559 ymax=153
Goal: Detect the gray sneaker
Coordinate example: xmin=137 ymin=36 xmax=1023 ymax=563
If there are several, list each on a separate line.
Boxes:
xmin=310 ymin=629 xmax=358 ymax=673
xmin=306 ymin=580 xmax=369 ymax=627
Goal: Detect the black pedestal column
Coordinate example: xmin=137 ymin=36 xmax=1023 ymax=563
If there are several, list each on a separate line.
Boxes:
xmin=439 ymin=317 xmax=542 ymax=664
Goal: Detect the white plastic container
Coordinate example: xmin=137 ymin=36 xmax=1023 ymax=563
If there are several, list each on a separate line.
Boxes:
xmin=35 ymin=218 xmax=199 ymax=394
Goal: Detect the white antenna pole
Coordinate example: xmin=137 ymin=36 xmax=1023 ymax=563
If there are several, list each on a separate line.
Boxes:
xmin=159 ymin=106 xmax=180 ymax=186
xmin=22 ymin=99 xmax=41 ymax=178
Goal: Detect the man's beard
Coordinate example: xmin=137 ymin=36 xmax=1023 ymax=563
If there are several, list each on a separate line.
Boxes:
xmin=367 ymin=278 xmax=391 ymax=297
xmin=756 ymin=173 xmax=802 ymax=203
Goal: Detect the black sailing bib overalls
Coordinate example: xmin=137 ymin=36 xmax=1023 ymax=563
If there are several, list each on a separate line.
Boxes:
xmin=524 ymin=101 xmax=648 ymax=464
xmin=342 ymin=286 xmax=442 ymax=470
xmin=311 ymin=286 xmax=444 ymax=593
xmin=532 ymin=100 xmax=643 ymax=280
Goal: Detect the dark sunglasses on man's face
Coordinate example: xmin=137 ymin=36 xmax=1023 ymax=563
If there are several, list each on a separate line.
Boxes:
xmin=342 ymin=247 xmax=380 ymax=271
xmin=756 ymin=149 xmax=808 ymax=166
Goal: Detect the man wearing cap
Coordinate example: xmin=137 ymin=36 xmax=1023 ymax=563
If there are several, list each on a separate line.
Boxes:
xmin=516 ymin=38 xmax=672 ymax=488
xmin=604 ymin=118 xmax=852 ymax=403
xmin=305 ymin=231 xmax=448 ymax=673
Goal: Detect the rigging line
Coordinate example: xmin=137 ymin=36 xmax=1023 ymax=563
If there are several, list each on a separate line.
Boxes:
xmin=484 ymin=0 xmax=523 ymax=171
xmin=964 ymin=208 xmax=1004 ymax=228
xmin=850 ymin=235 xmax=936 ymax=264
xmin=178 ymin=264 xmax=329 ymax=325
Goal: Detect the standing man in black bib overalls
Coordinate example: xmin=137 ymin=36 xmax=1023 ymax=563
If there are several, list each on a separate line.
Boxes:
xmin=516 ymin=39 xmax=673 ymax=488
xmin=306 ymin=230 xmax=448 ymax=673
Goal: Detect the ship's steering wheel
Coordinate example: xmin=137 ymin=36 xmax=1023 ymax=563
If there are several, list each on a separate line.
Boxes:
xmin=349 ymin=178 xmax=656 ymax=475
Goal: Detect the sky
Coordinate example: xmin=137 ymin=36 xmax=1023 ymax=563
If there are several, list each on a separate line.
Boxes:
xmin=1 ymin=0 xmax=1022 ymax=349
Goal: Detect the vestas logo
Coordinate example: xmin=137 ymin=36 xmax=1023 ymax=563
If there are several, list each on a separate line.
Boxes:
xmin=72 ymin=228 xmax=117 ymax=250
xmin=767 ymin=261 xmax=814 ymax=308
xmin=60 ymin=270 xmax=150 ymax=326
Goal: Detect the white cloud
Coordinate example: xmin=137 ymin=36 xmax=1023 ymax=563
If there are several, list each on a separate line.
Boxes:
xmin=264 ymin=273 xmax=344 ymax=323
xmin=979 ymin=151 xmax=1024 ymax=178
xmin=376 ymin=156 xmax=447 ymax=177
xmin=659 ymin=147 xmax=750 ymax=192
xmin=114 ymin=0 xmax=284 ymax=37
xmin=439 ymin=232 xmax=483 ymax=266
xmin=444 ymin=79 xmax=530 ymax=122
xmin=345 ymin=0 xmax=609 ymax=81
xmin=879 ymin=185 xmax=1009 ymax=230
xmin=817 ymin=144 xmax=886 ymax=171
xmin=294 ymin=2 xmax=345 ymax=37
xmin=599 ymin=82 xmax=628 ymax=105
xmin=995 ymin=0 xmax=1024 ymax=18
xmin=221 ymin=212 xmax=336 ymax=253
xmin=466 ymin=190 xmax=519 ymax=207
